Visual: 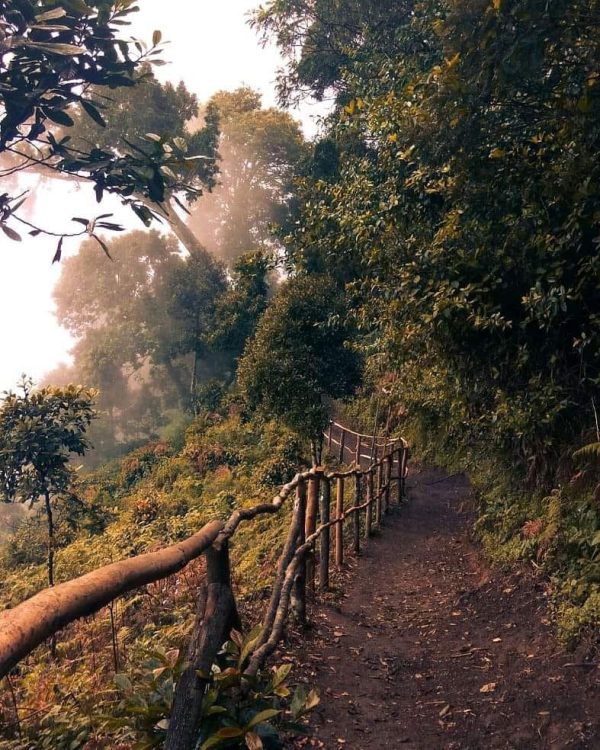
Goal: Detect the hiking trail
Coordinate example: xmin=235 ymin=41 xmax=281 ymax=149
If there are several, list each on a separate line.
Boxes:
xmin=290 ymin=466 xmax=600 ymax=750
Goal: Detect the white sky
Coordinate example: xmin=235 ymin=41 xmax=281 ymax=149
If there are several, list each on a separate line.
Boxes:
xmin=0 ymin=1 xmax=323 ymax=393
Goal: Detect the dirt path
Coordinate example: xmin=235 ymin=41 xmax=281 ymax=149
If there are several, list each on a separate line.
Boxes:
xmin=293 ymin=466 xmax=600 ymax=750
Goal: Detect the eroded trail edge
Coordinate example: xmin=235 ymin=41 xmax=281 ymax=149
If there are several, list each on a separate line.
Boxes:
xmin=294 ymin=468 xmax=600 ymax=750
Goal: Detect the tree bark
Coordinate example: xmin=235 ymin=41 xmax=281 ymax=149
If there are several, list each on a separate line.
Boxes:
xmin=43 ymin=489 xmax=54 ymax=588
xmin=166 ymin=198 xmax=208 ymax=258
xmin=163 ymin=357 xmax=190 ymax=412
xmin=164 ymin=581 xmax=236 ymax=750
xmin=0 ymin=521 xmax=223 ymax=679
xmin=165 ymin=543 xmax=238 ymax=750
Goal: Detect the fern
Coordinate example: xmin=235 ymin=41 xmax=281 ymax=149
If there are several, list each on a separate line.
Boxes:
xmin=573 ymin=442 xmax=600 ymax=462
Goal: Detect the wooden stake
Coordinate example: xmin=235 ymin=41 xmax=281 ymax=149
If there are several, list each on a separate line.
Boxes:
xmin=375 ymin=463 xmax=383 ymax=526
xmin=165 ymin=542 xmax=238 ymax=750
xmin=319 ymin=478 xmax=331 ymax=591
xmin=396 ymin=448 xmax=402 ymax=503
xmin=339 ymin=429 xmax=346 ymax=463
xmin=353 ymin=474 xmax=361 ymax=556
xmin=335 ymin=476 xmax=344 ymax=568
xmin=365 ymin=470 xmax=373 ymax=538
xmin=384 ymin=454 xmax=392 ymax=513
xmin=291 ymin=479 xmax=307 ymax=625
xmin=305 ymin=473 xmax=320 ymax=593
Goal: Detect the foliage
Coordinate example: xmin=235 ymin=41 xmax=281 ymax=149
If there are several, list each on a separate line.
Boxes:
xmin=259 ymin=0 xmax=600 ymax=477
xmin=238 ymin=274 xmax=362 ymax=444
xmin=0 ymin=0 xmax=218 ymax=250
xmin=209 ymin=251 xmax=271 ymax=360
xmin=0 ymin=409 xmax=308 ymax=748
xmin=49 ymin=231 xmax=266 ymax=456
xmin=255 ymin=0 xmax=600 ymax=641
xmin=0 ymin=378 xmax=96 ymax=584
xmin=187 ymin=87 xmax=307 ymax=263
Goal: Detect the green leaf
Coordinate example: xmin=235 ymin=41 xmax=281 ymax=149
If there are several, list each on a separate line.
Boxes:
xmin=200 ymin=727 xmax=244 ymax=750
xmin=24 ymin=41 xmax=83 ymax=56
xmin=271 ymin=663 xmax=292 ymax=689
xmin=238 ymin=624 xmax=263 ymax=668
xmin=61 ymin=0 xmax=93 ymax=14
xmin=114 ymin=673 xmax=132 ymax=691
xmin=246 ymin=709 xmax=280 ymax=729
xmin=35 ymin=8 xmax=68 ymax=22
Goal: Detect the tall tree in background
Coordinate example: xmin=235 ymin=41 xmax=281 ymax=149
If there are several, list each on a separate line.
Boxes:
xmin=69 ymin=77 xmax=306 ymax=263
xmin=50 ymin=231 xmax=271 ymax=456
xmin=68 ymin=68 xmax=220 ymax=255
xmin=188 ymin=87 xmax=307 ymax=263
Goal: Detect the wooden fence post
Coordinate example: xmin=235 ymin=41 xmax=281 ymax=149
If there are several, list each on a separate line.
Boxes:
xmin=396 ymin=448 xmax=402 ymax=503
xmin=353 ymin=474 xmax=361 ymax=556
xmin=335 ymin=476 xmax=344 ymax=568
xmin=384 ymin=454 xmax=392 ymax=512
xmin=305 ymin=473 xmax=320 ymax=593
xmin=355 ymin=435 xmax=361 ymax=467
xmin=365 ymin=469 xmax=373 ymax=538
xmin=401 ymin=447 xmax=408 ymax=499
xmin=291 ymin=478 xmax=307 ymax=625
xmin=327 ymin=422 xmax=333 ymax=453
xmin=319 ymin=477 xmax=331 ymax=591
xmin=339 ymin=429 xmax=346 ymax=463
xmin=165 ymin=542 xmax=238 ymax=750
xmin=375 ymin=463 xmax=383 ymax=526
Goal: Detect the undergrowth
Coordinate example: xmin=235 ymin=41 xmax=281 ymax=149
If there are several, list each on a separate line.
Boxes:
xmin=404 ymin=419 xmax=600 ymax=650
xmin=0 ymin=409 xmax=310 ymax=748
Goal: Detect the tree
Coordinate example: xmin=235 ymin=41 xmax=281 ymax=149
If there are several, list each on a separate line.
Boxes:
xmin=252 ymin=0 xmax=417 ymax=103
xmin=0 ymin=378 xmax=96 ymax=586
xmin=258 ymin=0 xmax=600 ymax=485
xmin=187 ymin=88 xmax=307 ymax=263
xmin=208 ymin=250 xmax=271 ymax=359
xmin=52 ymin=230 xmax=227 ymax=427
xmin=65 ymin=66 xmax=221 ymax=255
xmin=0 ymin=0 xmax=218 ymax=253
xmin=238 ymin=274 xmax=362 ymax=462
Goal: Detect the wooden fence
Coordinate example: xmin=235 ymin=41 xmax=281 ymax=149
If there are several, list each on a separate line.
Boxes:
xmin=0 ymin=422 xmax=409 ymax=750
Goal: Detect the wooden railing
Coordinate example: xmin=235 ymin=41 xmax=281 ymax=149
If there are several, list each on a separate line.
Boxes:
xmin=0 ymin=423 xmax=409 ymax=750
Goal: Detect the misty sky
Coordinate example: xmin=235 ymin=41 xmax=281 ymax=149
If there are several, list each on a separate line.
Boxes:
xmin=0 ymin=1 xmax=322 ymax=393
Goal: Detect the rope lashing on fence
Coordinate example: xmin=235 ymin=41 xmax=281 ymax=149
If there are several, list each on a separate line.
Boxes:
xmin=0 ymin=422 xmax=409 ymax=750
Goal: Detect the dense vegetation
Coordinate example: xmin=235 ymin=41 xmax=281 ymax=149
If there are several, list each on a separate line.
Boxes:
xmin=254 ymin=0 xmax=600 ymax=643
xmin=2 ymin=0 xmax=600 ymax=746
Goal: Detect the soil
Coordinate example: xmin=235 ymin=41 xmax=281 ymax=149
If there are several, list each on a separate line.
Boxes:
xmin=289 ymin=466 xmax=600 ymax=750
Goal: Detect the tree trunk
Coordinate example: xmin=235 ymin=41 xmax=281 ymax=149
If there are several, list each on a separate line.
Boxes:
xmin=163 ymin=358 xmax=190 ymax=412
xmin=166 ymin=198 xmax=208 ymax=257
xmin=310 ymin=439 xmax=319 ymax=468
xmin=43 ymin=489 xmax=54 ymax=588
xmin=190 ymin=349 xmax=199 ymax=412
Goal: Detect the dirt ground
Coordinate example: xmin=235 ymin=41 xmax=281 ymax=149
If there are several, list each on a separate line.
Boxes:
xmin=289 ymin=466 xmax=600 ymax=750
